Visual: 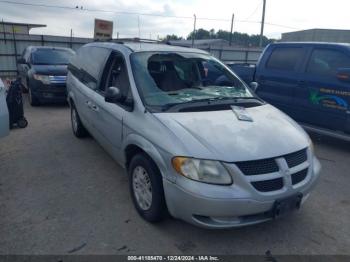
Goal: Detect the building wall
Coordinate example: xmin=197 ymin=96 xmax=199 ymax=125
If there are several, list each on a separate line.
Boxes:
xmin=281 ymin=29 xmax=350 ymax=43
xmin=0 ymin=24 xmax=31 ymax=34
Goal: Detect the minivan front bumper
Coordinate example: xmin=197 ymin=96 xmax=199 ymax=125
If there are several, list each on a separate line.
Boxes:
xmin=163 ymin=154 xmax=321 ymax=229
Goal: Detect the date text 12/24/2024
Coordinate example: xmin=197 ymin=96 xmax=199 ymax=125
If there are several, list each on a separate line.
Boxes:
xmin=128 ymin=256 xmax=219 ymax=261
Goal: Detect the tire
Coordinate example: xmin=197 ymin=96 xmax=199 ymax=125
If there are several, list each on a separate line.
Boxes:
xmin=17 ymin=118 xmax=28 ymax=128
xmin=28 ymin=86 xmax=40 ymax=106
xmin=128 ymin=153 xmax=167 ymax=223
xmin=71 ymin=104 xmax=88 ymax=138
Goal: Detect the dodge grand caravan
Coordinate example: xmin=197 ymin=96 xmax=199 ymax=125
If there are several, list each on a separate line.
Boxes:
xmin=66 ymin=41 xmax=321 ymax=228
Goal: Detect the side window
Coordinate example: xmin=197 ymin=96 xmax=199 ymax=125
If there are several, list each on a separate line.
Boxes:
xmin=77 ymin=46 xmax=110 ymax=89
xmin=266 ymin=47 xmax=304 ymax=71
xmin=100 ymin=53 xmax=132 ymax=105
xmin=306 ymin=49 xmax=350 ymax=77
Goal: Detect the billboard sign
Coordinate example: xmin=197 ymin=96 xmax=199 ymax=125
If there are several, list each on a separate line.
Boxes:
xmin=94 ymin=19 xmax=113 ymax=40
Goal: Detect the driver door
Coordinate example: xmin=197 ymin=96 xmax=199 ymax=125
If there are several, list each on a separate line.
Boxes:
xmin=90 ymin=52 xmax=133 ymax=162
xmin=298 ymin=47 xmax=350 ymax=132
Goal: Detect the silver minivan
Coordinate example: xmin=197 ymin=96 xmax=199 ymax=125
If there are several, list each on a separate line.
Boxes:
xmin=67 ymin=42 xmax=321 ymax=229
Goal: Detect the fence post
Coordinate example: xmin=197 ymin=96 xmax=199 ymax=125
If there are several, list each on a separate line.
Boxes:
xmin=12 ymin=25 xmax=18 ymax=76
xmin=2 ymin=19 xmax=6 ymax=44
xmin=245 ymin=50 xmax=249 ymax=63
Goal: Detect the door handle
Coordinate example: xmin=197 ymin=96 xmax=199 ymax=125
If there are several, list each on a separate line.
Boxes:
xmin=91 ymin=105 xmax=99 ymax=112
xmin=86 ymin=101 xmax=92 ymax=108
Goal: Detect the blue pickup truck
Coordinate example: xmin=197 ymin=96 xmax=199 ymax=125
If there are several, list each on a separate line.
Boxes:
xmin=228 ymin=42 xmax=350 ymax=139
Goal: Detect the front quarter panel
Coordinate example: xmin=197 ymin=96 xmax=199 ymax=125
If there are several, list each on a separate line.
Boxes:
xmin=123 ymin=133 xmax=176 ymax=183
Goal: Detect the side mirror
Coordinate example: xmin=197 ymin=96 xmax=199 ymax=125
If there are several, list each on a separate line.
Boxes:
xmin=17 ymin=58 xmax=26 ymax=64
xmin=336 ymin=68 xmax=350 ymax=82
xmin=249 ymin=82 xmax=259 ymax=92
xmin=105 ymin=86 xmax=125 ymax=103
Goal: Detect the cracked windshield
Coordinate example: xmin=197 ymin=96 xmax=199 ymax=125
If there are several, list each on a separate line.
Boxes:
xmin=131 ymin=52 xmax=253 ymax=110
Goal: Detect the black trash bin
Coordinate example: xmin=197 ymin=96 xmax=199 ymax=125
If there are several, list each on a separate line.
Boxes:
xmin=6 ymin=78 xmax=28 ymax=129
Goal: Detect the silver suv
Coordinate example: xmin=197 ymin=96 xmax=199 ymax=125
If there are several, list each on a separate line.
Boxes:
xmin=67 ymin=41 xmax=321 ymax=229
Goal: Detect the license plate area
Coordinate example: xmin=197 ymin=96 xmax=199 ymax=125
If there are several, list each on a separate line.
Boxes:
xmin=273 ymin=193 xmax=303 ymax=219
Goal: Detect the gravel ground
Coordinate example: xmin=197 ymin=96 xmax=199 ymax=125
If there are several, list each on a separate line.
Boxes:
xmin=0 ymin=96 xmax=349 ymax=255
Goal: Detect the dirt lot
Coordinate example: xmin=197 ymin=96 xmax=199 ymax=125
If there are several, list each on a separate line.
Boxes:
xmin=0 ymin=96 xmax=350 ymax=255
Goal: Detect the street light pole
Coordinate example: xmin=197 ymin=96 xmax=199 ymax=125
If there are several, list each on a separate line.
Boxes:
xmin=192 ymin=14 xmax=196 ymax=48
xmin=229 ymin=13 xmax=234 ymax=46
xmin=259 ymin=0 xmax=266 ymax=47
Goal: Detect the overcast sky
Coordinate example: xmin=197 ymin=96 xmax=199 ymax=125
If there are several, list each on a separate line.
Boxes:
xmin=0 ymin=0 xmax=349 ymax=39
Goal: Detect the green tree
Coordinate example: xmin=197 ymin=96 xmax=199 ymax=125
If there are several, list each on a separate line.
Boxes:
xmin=185 ymin=28 xmax=275 ymax=47
xmin=163 ymin=34 xmax=183 ymax=40
xmin=187 ymin=28 xmax=211 ymax=40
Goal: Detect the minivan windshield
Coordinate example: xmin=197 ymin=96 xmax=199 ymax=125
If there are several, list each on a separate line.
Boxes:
xmin=130 ymin=52 xmax=255 ymax=112
xmin=32 ymin=49 xmax=75 ymax=65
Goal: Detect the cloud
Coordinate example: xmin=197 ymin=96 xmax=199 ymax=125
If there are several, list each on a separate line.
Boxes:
xmin=1 ymin=0 xmax=350 ymax=39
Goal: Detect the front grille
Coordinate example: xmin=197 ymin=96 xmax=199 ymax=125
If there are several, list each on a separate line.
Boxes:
xmin=236 ymin=159 xmax=279 ymax=176
xmin=284 ymin=149 xmax=307 ymax=168
xmin=291 ymin=169 xmax=308 ymax=185
xmin=49 ymin=75 xmax=67 ymax=84
xmin=251 ymin=178 xmax=283 ymax=192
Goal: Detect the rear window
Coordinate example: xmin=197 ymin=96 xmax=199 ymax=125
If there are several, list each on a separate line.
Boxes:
xmin=266 ymin=47 xmax=303 ymax=71
xmin=32 ymin=49 xmax=74 ymax=65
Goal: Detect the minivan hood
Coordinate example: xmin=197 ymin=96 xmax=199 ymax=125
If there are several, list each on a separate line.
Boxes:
xmin=32 ymin=64 xmax=68 ymax=75
xmin=153 ymin=104 xmax=310 ymax=162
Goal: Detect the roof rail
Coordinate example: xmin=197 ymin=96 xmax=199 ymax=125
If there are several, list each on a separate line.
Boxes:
xmin=94 ymin=38 xmax=161 ymax=44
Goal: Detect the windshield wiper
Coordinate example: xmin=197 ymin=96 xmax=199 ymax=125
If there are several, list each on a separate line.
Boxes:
xmin=161 ymin=96 xmax=263 ymax=112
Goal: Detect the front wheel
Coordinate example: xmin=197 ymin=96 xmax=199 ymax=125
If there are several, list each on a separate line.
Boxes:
xmin=129 ymin=153 xmax=167 ymax=223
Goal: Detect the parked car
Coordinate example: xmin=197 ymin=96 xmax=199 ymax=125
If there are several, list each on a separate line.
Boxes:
xmin=230 ymin=42 xmax=350 ymax=140
xmin=0 ymin=78 xmax=9 ymax=138
xmin=67 ymin=42 xmax=321 ymax=229
xmin=227 ymin=63 xmax=256 ymax=84
xmin=17 ymin=46 xmax=75 ymax=106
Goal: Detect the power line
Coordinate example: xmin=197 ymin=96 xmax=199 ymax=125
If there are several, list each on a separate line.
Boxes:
xmin=245 ymin=0 xmax=263 ymax=20
xmin=0 ymin=0 xmax=226 ymax=21
xmin=0 ymin=0 xmax=299 ymax=29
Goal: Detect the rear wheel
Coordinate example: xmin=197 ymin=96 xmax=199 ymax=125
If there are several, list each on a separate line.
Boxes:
xmin=71 ymin=104 xmax=87 ymax=138
xmin=129 ymin=153 xmax=167 ymax=222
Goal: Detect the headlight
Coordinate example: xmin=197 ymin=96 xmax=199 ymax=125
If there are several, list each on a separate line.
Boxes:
xmin=33 ymin=74 xmax=50 ymax=84
xmin=172 ymin=157 xmax=232 ymax=185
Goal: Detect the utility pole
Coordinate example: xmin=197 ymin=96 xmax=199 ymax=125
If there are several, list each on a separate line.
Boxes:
xmin=229 ymin=13 xmax=234 ymax=46
xmin=137 ymin=15 xmax=141 ymax=39
xmin=191 ymin=14 xmax=196 ymax=48
xmin=70 ymin=29 xmax=73 ymax=48
xmin=259 ymin=0 xmax=267 ymax=47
